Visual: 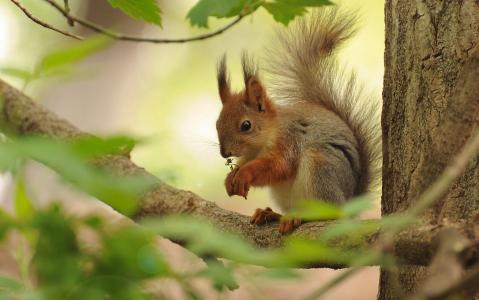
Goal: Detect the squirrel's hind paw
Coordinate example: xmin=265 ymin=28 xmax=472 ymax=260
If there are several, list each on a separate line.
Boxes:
xmin=279 ymin=218 xmax=302 ymax=235
xmin=250 ymin=207 xmax=282 ymax=225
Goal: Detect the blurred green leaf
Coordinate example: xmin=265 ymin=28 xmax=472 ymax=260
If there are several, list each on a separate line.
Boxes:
xmin=379 ymin=214 xmax=417 ymax=231
xmin=320 ymin=220 xmax=379 ymax=241
xmin=29 ymin=205 xmax=160 ymax=300
xmin=280 ymin=237 xmax=356 ymax=266
xmin=14 ymin=176 xmax=34 ymax=222
xmin=263 ymin=0 xmax=333 ymax=25
xmin=144 ymin=215 xmax=262 ymax=263
xmin=320 ymin=215 xmax=417 ymax=243
xmin=341 ymin=197 xmax=373 ymax=218
xmin=0 ymin=137 xmax=154 ymax=215
xmin=143 ymin=215 xmax=383 ymax=269
xmin=82 ymin=215 xmax=104 ymax=229
xmin=0 ymin=67 xmax=33 ymax=81
xmin=97 ymin=227 xmax=170 ymax=279
xmin=198 ymin=261 xmax=238 ymax=291
xmin=0 ymin=275 xmax=23 ymax=292
xmin=0 ymin=209 xmax=14 ymax=241
xmin=263 ymin=2 xmax=307 ymax=25
xmin=187 ymin=0 xmax=250 ymax=28
xmin=287 ymin=197 xmax=374 ymax=221
xmin=184 ymin=286 xmax=201 ymax=300
xmin=107 ymin=0 xmax=162 ymax=26
xmin=254 ymin=268 xmax=301 ymax=280
xmin=70 ymin=135 xmax=137 ymax=158
xmin=32 ymin=205 xmax=82 ymax=299
xmin=36 ymin=36 xmax=112 ymax=76
xmin=277 ymin=0 xmax=333 ymax=5
xmin=287 ymin=200 xmax=342 ymax=221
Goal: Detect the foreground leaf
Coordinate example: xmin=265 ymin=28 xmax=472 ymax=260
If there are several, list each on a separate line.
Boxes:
xmin=0 ymin=137 xmax=153 ymax=215
xmin=0 ymin=275 xmax=23 ymax=292
xmin=107 ymin=0 xmax=162 ymax=26
xmin=187 ymin=0 xmax=250 ymax=28
xmin=14 ymin=176 xmax=34 ymax=222
xmin=263 ymin=0 xmax=333 ymax=25
xmin=36 ymin=35 xmax=112 ymax=76
xmin=0 ymin=67 xmax=33 ymax=81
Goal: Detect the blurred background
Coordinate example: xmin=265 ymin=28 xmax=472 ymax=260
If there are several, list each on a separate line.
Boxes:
xmin=0 ymin=0 xmax=384 ymax=299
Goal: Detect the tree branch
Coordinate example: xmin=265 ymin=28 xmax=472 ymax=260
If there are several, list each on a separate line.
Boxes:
xmin=41 ymin=0 xmax=244 ymax=44
xmin=9 ymin=0 xmax=82 ymax=40
xmin=0 ymin=77 xmax=476 ymax=269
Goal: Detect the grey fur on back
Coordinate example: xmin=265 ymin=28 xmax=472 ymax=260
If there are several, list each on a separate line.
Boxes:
xmin=265 ymin=8 xmax=381 ymax=196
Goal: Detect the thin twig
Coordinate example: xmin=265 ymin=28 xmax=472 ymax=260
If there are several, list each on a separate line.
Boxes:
xmin=63 ymin=0 xmax=74 ymax=26
xmin=43 ymin=0 xmax=245 ymax=44
xmin=9 ymin=0 xmax=82 ymax=40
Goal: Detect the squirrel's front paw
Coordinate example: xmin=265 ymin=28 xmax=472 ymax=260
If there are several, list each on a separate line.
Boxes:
xmin=225 ymin=168 xmax=239 ymax=196
xmin=228 ymin=168 xmax=253 ymax=198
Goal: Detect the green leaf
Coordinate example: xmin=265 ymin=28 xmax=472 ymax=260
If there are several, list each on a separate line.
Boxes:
xmin=280 ymin=237 xmax=358 ymax=265
xmin=287 ymin=200 xmax=342 ymax=221
xmin=0 ymin=209 xmax=14 ymax=241
xmin=379 ymin=215 xmax=417 ymax=231
xmin=107 ymin=0 xmax=162 ymax=26
xmin=0 ymin=275 xmax=23 ymax=292
xmin=320 ymin=220 xmax=379 ymax=241
xmin=69 ymin=135 xmax=137 ymax=158
xmin=341 ymin=197 xmax=374 ymax=218
xmin=14 ymin=176 xmax=34 ymax=222
xmin=36 ymin=36 xmax=112 ymax=76
xmin=254 ymin=268 xmax=301 ymax=280
xmin=186 ymin=0 xmax=249 ymax=28
xmin=0 ymin=137 xmax=154 ymax=215
xmin=276 ymin=0 xmax=333 ymax=6
xmin=198 ymin=261 xmax=238 ymax=291
xmin=263 ymin=2 xmax=307 ymax=25
xmin=0 ymin=67 xmax=33 ymax=81
xmin=263 ymin=0 xmax=333 ymax=25
xmin=143 ymin=216 xmax=270 ymax=265
xmin=32 ymin=205 xmax=82 ymax=293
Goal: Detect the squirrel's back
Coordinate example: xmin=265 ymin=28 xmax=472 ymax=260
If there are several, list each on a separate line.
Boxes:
xmin=265 ymin=8 xmax=381 ymax=195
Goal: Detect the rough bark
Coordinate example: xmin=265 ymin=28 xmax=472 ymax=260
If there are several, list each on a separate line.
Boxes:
xmin=381 ymin=0 xmax=479 ymax=299
xmin=0 ymin=77 xmax=472 ymax=270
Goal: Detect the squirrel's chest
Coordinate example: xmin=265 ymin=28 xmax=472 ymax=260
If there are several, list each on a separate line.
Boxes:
xmin=269 ymin=181 xmax=294 ymax=212
xmin=269 ymin=155 xmax=314 ymax=212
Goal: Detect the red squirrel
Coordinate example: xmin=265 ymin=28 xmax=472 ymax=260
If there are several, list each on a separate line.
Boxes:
xmin=215 ymin=8 xmax=381 ymax=234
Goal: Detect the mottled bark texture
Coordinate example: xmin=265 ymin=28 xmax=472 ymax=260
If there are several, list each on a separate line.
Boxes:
xmin=0 ymin=78 xmax=472 ymax=270
xmin=381 ymin=0 xmax=479 ymax=299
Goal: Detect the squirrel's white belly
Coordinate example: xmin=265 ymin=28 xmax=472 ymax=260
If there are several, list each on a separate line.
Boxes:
xmin=269 ymin=155 xmax=315 ymax=212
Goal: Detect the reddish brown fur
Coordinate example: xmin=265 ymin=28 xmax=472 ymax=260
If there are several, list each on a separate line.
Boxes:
xmin=219 ymin=79 xmax=298 ymax=198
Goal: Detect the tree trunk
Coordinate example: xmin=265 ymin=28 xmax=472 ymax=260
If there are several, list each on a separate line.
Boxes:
xmin=380 ymin=1 xmax=479 ymax=299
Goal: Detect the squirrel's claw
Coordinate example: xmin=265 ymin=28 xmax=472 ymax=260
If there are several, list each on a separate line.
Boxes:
xmin=278 ymin=218 xmax=302 ymax=235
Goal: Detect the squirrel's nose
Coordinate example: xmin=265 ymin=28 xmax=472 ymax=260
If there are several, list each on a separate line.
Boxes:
xmin=220 ymin=146 xmax=232 ymax=158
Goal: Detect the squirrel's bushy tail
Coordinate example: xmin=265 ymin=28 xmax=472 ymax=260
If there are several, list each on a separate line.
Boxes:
xmin=265 ymin=7 xmax=381 ymax=195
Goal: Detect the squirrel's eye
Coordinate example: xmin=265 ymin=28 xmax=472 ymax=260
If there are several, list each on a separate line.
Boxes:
xmin=240 ymin=120 xmax=252 ymax=132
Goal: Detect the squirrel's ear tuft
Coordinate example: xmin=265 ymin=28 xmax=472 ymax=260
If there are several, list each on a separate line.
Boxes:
xmin=242 ymin=52 xmax=270 ymax=112
xmin=241 ymin=51 xmax=258 ymax=87
xmin=217 ymin=54 xmax=231 ymax=104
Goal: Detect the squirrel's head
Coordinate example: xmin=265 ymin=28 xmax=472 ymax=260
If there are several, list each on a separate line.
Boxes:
xmin=215 ymin=54 xmax=277 ymax=159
